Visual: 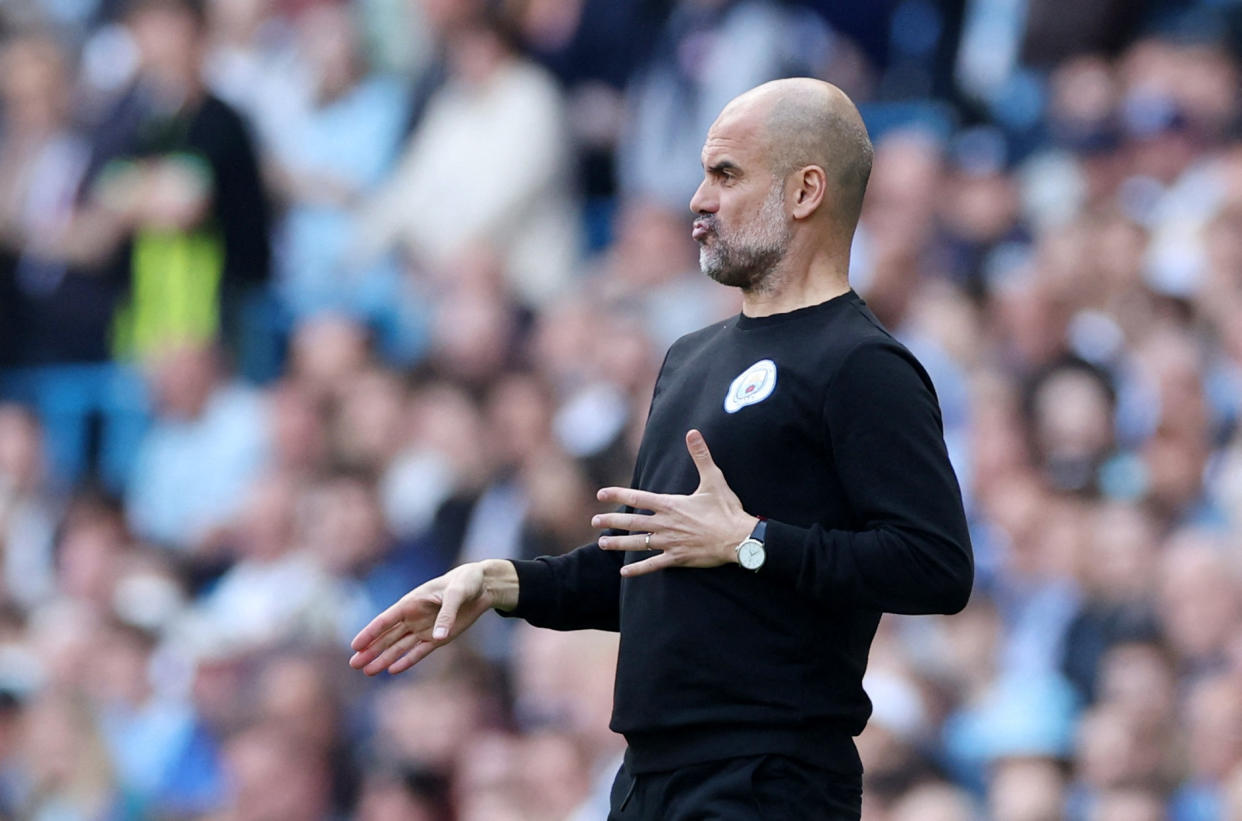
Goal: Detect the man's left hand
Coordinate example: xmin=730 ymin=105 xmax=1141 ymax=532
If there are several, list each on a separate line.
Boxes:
xmin=593 ymin=429 xmax=758 ymax=577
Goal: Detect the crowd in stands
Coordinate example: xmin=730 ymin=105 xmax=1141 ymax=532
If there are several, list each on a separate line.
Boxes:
xmin=2 ymin=0 xmax=1242 ymax=818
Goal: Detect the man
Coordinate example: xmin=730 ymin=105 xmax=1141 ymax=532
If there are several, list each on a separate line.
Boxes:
xmin=91 ymin=0 xmax=270 ymax=359
xmin=350 ymin=78 xmax=973 ymax=819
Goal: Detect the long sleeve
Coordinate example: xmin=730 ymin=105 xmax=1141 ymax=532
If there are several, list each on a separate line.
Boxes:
xmin=207 ymin=99 xmax=271 ymax=284
xmin=760 ymin=342 xmax=974 ymax=615
xmin=503 ymin=538 xmax=624 ymax=631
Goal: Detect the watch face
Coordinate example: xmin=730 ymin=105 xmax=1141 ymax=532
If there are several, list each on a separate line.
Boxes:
xmin=738 ymin=539 xmax=765 ymax=570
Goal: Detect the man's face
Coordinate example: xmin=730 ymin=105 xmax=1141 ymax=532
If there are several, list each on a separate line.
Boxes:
xmin=129 ymin=5 xmax=204 ymax=104
xmin=689 ymin=109 xmax=792 ymax=290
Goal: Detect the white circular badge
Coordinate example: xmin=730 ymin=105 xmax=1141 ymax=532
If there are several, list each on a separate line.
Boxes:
xmin=724 ymin=359 xmax=778 ymax=414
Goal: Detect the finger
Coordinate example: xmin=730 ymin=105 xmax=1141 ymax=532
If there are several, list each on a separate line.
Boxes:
xmin=351 ymin=607 xmax=405 ymax=652
xmin=432 ymin=585 xmax=466 ymax=640
xmin=591 ymin=511 xmax=656 ymax=531
xmin=620 ymin=553 xmax=676 ymax=577
xmin=685 ymin=429 xmax=722 ymax=483
xmin=596 ymin=486 xmax=671 ymax=511
xmin=599 ymin=532 xmax=662 ymax=551
xmin=349 ymin=622 xmax=408 ymax=668
xmin=362 ymin=631 xmax=423 ymax=676
xmin=389 ymin=639 xmax=439 ymax=674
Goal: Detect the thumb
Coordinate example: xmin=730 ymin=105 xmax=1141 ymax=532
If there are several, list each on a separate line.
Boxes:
xmin=432 ymin=586 xmax=465 ymax=640
xmin=685 ymin=429 xmax=722 ymax=486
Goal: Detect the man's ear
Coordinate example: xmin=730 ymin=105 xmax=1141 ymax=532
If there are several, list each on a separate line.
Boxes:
xmin=789 ymin=165 xmax=827 ymax=220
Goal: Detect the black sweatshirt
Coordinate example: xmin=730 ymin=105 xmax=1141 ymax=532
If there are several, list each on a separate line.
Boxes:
xmin=505 ymin=290 xmax=973 ymax=775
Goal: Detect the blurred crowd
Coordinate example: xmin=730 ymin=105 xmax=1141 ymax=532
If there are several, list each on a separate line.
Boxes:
xmin=1 ymin=0 xmax=1242 ymax=818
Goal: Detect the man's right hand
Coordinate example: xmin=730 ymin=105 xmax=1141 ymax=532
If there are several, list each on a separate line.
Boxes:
xmin=348 ymin=559 xmax=519 ymax=676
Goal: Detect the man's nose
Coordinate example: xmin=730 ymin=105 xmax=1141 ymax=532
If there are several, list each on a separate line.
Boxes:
xmin=689 ymin=180 xmax=716 ymax=215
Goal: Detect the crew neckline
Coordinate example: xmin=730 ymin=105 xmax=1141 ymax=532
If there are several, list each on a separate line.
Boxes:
xmin=733 ymin=289 xmax=860 ymax=330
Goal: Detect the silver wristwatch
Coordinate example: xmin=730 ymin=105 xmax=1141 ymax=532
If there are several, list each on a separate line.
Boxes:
xmin=735 ymin=519 xmax=767 ymax=571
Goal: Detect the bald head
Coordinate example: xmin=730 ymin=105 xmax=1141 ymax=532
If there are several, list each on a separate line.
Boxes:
xmin=691 ymin=79 xmax=872 ymax=293
xmin=722 ymin=78 xmax=873 ymax=231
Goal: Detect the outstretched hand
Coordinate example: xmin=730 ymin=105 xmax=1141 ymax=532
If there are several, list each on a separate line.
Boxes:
xmin=593 ymin=429 xmax=757 ymax=577
xmin=348 ymin=560 xmax=517 ymax=676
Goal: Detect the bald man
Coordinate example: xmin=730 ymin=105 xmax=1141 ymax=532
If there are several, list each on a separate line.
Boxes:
xmin=350 ymin=79 xmax=973 ymax=819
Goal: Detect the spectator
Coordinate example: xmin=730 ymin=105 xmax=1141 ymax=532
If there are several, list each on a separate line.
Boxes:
xmin=298 ymin=468 xmax=432 ymax=629
xmin=52 ymin=496 xmax=131 ymax=614
xmin=379 ymin=380 xmax=489 ymax=543
xmin=217 ymin=723 xmax=332 ymax=821
xmin=369 ymin=666 xmax=497 ymax=777
xmin=285 ymin=312 xmax=373 ymax=404
xmin=194 ymin=470 xmax=354 ymax=648
xmin=0 ymin=34 xmax=118 ymax=368
xmin=1157 ymin=534 xmax=1241 ymax=676
xmin=1024 ymin=357 xmax=1117 ymax=494
xmin=266 ymin=1 xmax=418 ymax=360
xmin=1094 ymin=640 xmax=1177 ymax=737
xmin=356 ymin=8 xmax=578 ymax=307
xmin=1060 ymin=503 xmax=1161 ymax=701
xmin=89 ymin=618 xmax=224 ymax=815
xmin=89 ymin=0 xmax=271 ymax=360
xmin=1069 ymin=703 xmax=1169 ymax=818
xmin=253 ymin=654 xmax=355 ymax=813
xmin=0 ymin=34 xmax=149 ymax=490
xmin=988 ymin=757 xmax=1068 ymax=821
xmin=125 ymin=343 xmax=268 ymax=551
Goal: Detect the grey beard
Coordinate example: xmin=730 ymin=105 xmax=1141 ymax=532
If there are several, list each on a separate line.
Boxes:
xmin=700 ymin=242 xmax=785 ymax=291
xmin=697 ymin=182 xmax=790 ymax=291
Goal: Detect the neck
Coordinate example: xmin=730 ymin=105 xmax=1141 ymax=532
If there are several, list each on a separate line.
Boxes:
xmin=740 ymin=246 xmax=851 ymax=317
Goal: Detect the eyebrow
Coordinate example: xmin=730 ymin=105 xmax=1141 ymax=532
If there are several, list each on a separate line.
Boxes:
xmin=705 ymin=160 xmax=742 ymax=175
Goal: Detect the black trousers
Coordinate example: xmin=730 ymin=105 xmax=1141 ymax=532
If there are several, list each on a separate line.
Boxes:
xmin=607 ymin=754 xmax=862 ymax=820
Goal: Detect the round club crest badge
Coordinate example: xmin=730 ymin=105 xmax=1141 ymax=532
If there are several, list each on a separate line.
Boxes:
xmin=724 ymin=359 xmax=778 ymax=414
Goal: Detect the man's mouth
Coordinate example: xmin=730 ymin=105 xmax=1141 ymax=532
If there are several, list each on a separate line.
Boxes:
xmin=692 ymin=220 xmax=713 ymax=242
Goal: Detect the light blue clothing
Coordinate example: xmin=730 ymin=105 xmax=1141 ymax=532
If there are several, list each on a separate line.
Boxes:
xmin=269 ymin=76 xmax=407 ymax=192
xmin=98 ymin=697 xmax=224 ymax=815
xmin=997 ymin=576 xmax=1082 ymax=678
xmin=272 ymin=76 xmax=424 ymax=359
xmin=942 ymin=671 xmax=1080 ymax=795
xmin=126 ymin=384 xmax=268 ymax=549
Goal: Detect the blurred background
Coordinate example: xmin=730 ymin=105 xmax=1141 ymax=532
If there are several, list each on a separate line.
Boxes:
xmin=0 ymin=0 xmax=1241 ymax=818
